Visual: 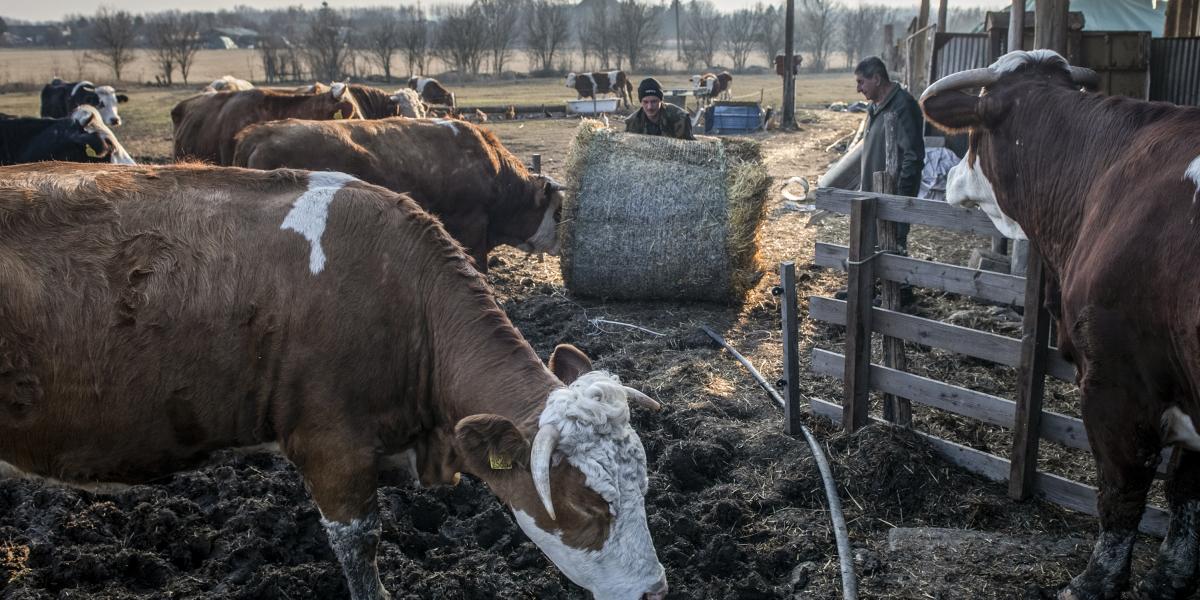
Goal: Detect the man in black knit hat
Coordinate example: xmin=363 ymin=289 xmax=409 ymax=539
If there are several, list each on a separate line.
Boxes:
xmin=624 ymin=77 xmax=694 ymax=140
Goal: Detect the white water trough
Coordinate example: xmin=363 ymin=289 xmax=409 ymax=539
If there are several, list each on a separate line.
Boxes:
xmin=566 ymin=98 xmax=620 ymax=114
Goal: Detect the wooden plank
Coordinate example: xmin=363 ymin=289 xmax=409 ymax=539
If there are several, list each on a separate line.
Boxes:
xmin=1010 ymin=245 xmax=1052 ymax=501
xmin=811 ymin=348 xmax=1090 ymax=453
xmin=808 ymin=296 xmax=1076 ymax=382
xmin=808 ymin=395 xmax=1167 ymax=537
xmin=814 ymin=242 xmax=1026 ymax=307
xmin=875 ymin=170 xmax=911 ymax=426
xmin=778 ymin=262 xmax=803 ymax=435
xmin=816 ymin=188 xmax=1001 ymax=236
xmin=843 ymin=197 xmax=878 ymax=432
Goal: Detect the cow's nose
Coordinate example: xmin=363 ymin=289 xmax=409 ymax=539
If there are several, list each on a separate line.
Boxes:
xmin=109 ymin=118 xmax=121 ymax=126
xmin=643 ymin=577 xmax=668 ymax=600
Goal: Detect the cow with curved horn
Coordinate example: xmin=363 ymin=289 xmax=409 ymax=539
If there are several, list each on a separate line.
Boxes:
xmin=921 ymin=49 xmax=1200 ymax=600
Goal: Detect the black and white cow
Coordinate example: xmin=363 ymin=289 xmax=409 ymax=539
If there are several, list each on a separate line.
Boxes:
xmin=40 ymin=79 xmax=129 ymax=127
xmin=565 ymin=71 xmax=634 ymax=108
xmin=1 ymin=106 xmax=135 ymax=165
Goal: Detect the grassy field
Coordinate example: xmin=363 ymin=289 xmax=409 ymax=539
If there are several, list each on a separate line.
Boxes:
xmin=0 ymin=68 xmax=860 ymax=162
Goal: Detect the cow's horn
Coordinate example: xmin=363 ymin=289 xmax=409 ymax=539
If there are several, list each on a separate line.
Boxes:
xmin=1068 ymin=66 xmax=1100 ymax=89
xmin=920 ymin=67 xmax=1001 ymax=102
xmin=531 ymin=425 xmax=561 ymax=520
xmin=624 ymin=387 xmax=662 ymax=412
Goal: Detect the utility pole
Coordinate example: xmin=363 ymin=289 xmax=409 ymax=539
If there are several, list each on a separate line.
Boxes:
xmin=673 ymin=0 xmax=682 ymax=62
xmin=937 ymin=0 xmax=948 ymax=33
xmin=781 ymin=0 xmax=796 ymax=130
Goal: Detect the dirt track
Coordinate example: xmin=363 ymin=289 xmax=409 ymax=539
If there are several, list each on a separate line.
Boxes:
xmin=0 ymin=113 xmax=1152 ymax=599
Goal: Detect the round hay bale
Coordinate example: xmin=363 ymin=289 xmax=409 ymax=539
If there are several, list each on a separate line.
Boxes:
xmin=560 ymin=120 xmax=770 ymax=304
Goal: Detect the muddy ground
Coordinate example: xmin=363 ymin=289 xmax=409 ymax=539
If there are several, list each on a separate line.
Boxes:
xmin=0 ymin=111 xmax=1162 ymax=599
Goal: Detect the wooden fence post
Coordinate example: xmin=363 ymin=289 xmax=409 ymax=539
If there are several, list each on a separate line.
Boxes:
xmin=875 ymin=172 xmax=911 ymax=426
xmin=843 ymin=197 xmax=878 ymax=433
xmin=531 ymin=154 xmax=542 ymax=174
xmin=1009 ymin=242 xmax=1051 ymax=500
xmin=778 ymin=262 xmax=803 ymax=435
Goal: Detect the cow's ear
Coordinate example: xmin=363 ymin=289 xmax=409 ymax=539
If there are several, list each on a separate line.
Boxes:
xmin=921 ymin=90 xmax=982 ymax=133
xmin=548 ymin=344 xmax=592 ymax=384
xmin=116 ymin=94 xmax=129 ymax=103
xmin=454 ymin=414 xmax=530 ymax=477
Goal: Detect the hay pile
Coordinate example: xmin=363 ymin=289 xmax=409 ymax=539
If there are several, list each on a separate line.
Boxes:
xmin=560 ymin=120 xmax=771 ymax=304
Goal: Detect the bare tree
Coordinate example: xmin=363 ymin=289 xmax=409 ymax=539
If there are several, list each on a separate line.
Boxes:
xmin=305 ymin=2 xmax=351 ymax=82
xmin=683 ymin=0 xmax=722 ymax=69
xmin=435 ymin=4 xmax=487 ymax=76
xmin=756 ymin=3 xmax=785 ymax=68
xmin=583 ymin=0 xmax=616 ymax=69
xmin=91 ymin=7 xmax=137 ymax=81
xmin=723 ymin=9 xmax=759 ymax=71
xmin=615 ymin=0 xmax=660 ymax=72
xmin=173 ymin=13 xmax=203 ymax=84
xmin=841 ymin=4 xmax=894 ymax=69
xmin=799 ymin=0 xmax=838 ymax=72
xmin=147 ymin=14 xmax=178 ymax=85
xmin=526 ymin=0 xmax=571 ymax=74
xmin=477 ymin=0 xmax=521 ymax=75
xmin=399 ymin=6 xmax=430 ymax=75
xmin=364 ymin=8 xmax=402 ymax=82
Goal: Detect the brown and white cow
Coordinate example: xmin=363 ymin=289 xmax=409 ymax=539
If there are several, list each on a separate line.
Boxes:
xmin=690 ymin=71 xmax=733 ymax=106
xmin=921 ymin=49 xmax=1200 ymax=600
xmin=40 ymin=78 xmax=128 ymax=127
xmin=408 ymin=76 xmax=456 ymax=107
xmin=303 ymin=82 xmax=413 ymax=119
xmin=231 ymin=117 xmax=560 ymax=271
xmin=171 ymin=83 xmax=362 ymax=165
xmin=566 ymin=71 xmax=634 ymax=108
xmin=0 ymin=162 xmax=669 ymax=600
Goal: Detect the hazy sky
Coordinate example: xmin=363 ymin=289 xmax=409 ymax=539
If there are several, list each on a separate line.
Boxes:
xmin=4 ymin=0 xmax=1010 ymax=24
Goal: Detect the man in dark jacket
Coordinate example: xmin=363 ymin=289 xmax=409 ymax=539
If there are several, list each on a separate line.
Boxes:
xmin=855 ymin=56 xmax=924 ymax=253
xmin=624 ymin=78 xmax=694 ymax=140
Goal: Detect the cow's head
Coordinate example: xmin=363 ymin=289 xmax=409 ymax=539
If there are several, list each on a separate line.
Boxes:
xmin=454 ymin=345 xmax=667 ymax=600
xmin=326 ymin=83 xmax=362 ymax=120
xmin=69 ymin=106 xmax=136 ymax=165
xmin=921 ymin=50 xmax=1097 ymax=239
xmin=72 ymin=82 xmax=127 ymax=127
xmin=565 ymin=73 xmax=577 ymax=88
xmin=389 ymin=88 xmax=427 ymax=118
xmin=510 ymin=174 xmax=564 ymax=256
xmin=689 ymin=74 xmax=702 ymax=88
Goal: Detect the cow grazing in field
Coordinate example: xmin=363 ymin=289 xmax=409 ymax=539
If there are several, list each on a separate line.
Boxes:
xmin=40 ymin=78 xmax=128 ymax=127
xmin=921 ymin=49 xmax=1200 ymax=600
xmin=0 ymin=162 xmax=669 ymax=600
xmin=0 ymin=106 xmax=134 ymax=165
xmin=690 ymin=72 xmax=733 ymax=105
xmin=204 ymin=75 xmax=255 ymax=93
xmin=232 ymin=117 xmax=561 ymax=270
xmin=565 ymin=71 xmax=634 ymax=108
xmin=408 ymin=76 xmax=456 ymax=107
xmin=171 ymin=83 xmax=362 ymax=165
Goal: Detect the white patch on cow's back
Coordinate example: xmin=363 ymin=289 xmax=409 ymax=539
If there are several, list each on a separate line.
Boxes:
xmin=281 ymin=171 xmax=359 ymax=275
xmin=946 ymin=155 xmax=1026 ymax=239
xmin=432 ymin=118 xmax=460 ymax=135
xmin=1162 ymin=406 xmax=1200 ymax=451
xmin=1186 ymin=156 xmax=1200 ymax=204
xmin=607 ymin=70 xmax=619 ymax=89
xmin=991 ymin=49 xmax=1068 ymax=75
xmin=584 ymin=73 xmax=597 ymax=96
xmin=416 ymin=77 xmax=432 ymax=94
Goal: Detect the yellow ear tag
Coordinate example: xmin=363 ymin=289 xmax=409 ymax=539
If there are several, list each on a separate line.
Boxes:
xmin=85 ymin=145 xmax=99 ymax=158
xmin=334 ymin=110 xmax=345 ymax=120
xmin=488 ymin=452 xmax=512 ymax=470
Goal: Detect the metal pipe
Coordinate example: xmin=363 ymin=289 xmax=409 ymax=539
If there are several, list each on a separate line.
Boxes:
xmin=700 ymin=325 xmax=858 ymax=600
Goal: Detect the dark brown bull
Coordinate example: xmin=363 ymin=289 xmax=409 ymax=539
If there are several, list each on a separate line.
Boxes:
xmin=304 ymin=82 xmax=404 ymax=118
xmin=171 ymin=84 xmax=362 ymax=165
xmin=231 ymin=117 xmax=561 ymax=271
xmin=0 ymin=162 xmax=668 ymax=600
xmin=921 ymin=49 xmax=1200 ymax=600
xmin=565 ymin=70 xmax=634 ymax=108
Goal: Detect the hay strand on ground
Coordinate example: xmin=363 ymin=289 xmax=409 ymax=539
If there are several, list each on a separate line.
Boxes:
xmin=560 ymin=120 xmax=770 ymax=304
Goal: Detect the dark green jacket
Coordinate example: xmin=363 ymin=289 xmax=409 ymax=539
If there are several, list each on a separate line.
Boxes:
xmin=624 ymin=103 xmax=695 ymax=140
xmin=860 ymin=84 xmax=924 ymax=197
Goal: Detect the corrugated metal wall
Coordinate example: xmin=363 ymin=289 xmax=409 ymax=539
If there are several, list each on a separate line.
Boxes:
xmin=1151 ymin=37 xmax=1200 ymax=106
xmin=934 ymin=34 xmax=990 ymax=80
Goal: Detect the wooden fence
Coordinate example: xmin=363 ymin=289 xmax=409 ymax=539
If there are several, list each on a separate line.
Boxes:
xmin=777 ymin=187 xmax=1168 ymax=536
